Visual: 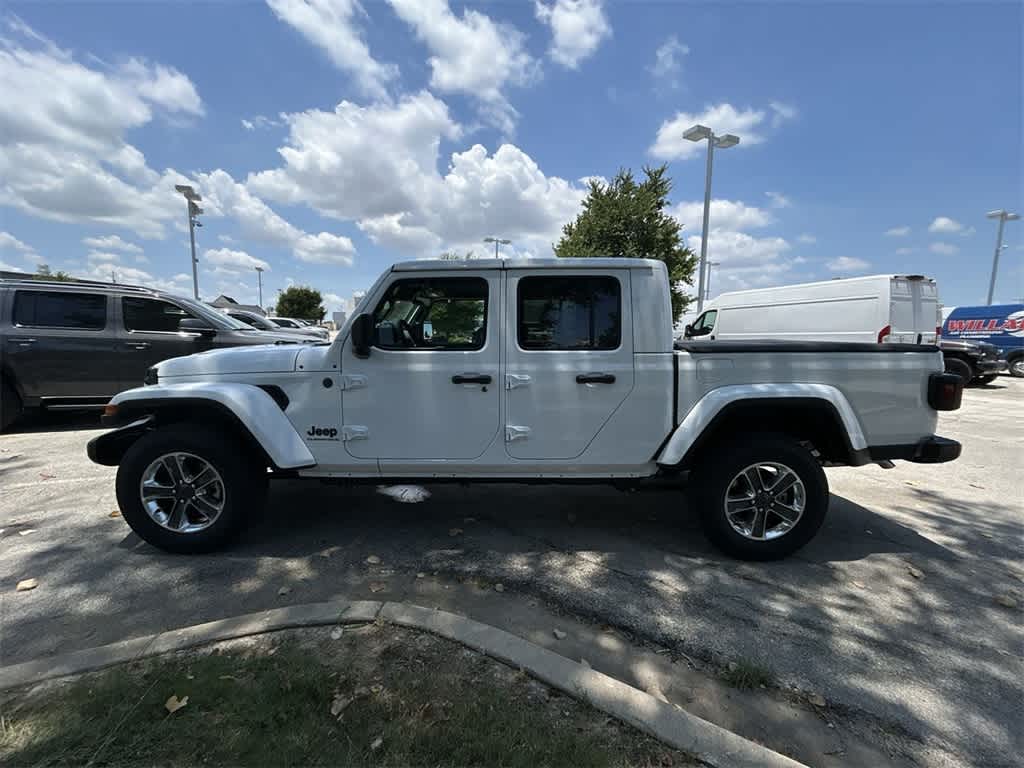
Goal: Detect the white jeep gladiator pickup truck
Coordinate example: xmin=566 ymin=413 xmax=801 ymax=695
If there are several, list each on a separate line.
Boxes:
xmin=88 ymin=258 xmax=963 ymax=559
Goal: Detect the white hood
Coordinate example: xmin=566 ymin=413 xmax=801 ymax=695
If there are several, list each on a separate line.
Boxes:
xmin=157 ymin=344 xmax=303 ymax=377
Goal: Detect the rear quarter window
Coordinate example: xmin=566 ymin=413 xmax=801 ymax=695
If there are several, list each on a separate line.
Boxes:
xmin=12 ymin=290 xmax=107 ymax=330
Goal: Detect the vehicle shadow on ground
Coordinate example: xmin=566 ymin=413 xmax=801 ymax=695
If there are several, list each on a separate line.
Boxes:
xmin=5 ymin=410 xmax=104 ymax=435
xmin=3 ymin=483 xmax=1021 ymax=766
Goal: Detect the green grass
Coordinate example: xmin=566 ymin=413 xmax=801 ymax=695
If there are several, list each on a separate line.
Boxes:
xmin=720 ymin=659 xmax=774 ymax=691
xmin=0 ymin=626 xmax=692 ymax=767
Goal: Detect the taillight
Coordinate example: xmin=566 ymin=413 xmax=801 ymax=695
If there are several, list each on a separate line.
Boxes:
xmin=878 ymin=324 xmax=891 ymax=343
xmin=928 ymin=373 xmax=963 ymax=411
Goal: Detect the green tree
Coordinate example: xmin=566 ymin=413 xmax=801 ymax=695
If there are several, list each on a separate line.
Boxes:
xmin=276 ymin=286 xmax=325 ymax=321
xmin=34 ymin=264 xmax=73 ymax=281
xmin=554 ymin=165 xmax=697 ymax=321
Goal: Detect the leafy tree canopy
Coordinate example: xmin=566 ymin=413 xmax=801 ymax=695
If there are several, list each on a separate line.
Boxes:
xmin=554 ymin=165 xmax=697 ymax=321
xmin=35 ymin=264 xmax=74 ymax=281
xmin=276 ymin=285 xmax=325 ymax=321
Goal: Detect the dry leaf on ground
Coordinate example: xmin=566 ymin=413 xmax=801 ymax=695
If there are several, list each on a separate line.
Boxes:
xmin=277 ymin=586 xmax=292 ymax=596
xmin=907 ymin=566 xmax=924 ymax=580
xmin=365 ymin=555 xmax=381 ymax=564
xmin=369 ymin=582 xmax=387 ymax=593
xmin=553 ymin=629 xmax=566 ymax=640
xmin=371 ymin=737 xmax=383 ymax=751
xmin=16 ymin=578 xmax=38 ymax=592
xmin=108 ymin=510 xmax=121 ymax=518
xmin=165 ymin=694 xmax=189 ymax=713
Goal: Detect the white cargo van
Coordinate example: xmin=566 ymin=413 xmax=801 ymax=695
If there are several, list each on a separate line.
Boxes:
xmin=683 ymin=275 xmax=940 ymax=345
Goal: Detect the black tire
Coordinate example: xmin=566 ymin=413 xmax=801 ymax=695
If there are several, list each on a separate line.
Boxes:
xmin=1 ymin=377 xmax=23 ymax=432
xmin=1009 ymin=355 xmax=1024 ymax=378
xmin=944 ymin=357 xmax=973 ymax=385
xmin=115 ymin=422 xmax=267 ymax=554
xmin=973 ymin=374 xmax=998 ymax=386
xmin=691 ymin=433 xmax=829 ymax=561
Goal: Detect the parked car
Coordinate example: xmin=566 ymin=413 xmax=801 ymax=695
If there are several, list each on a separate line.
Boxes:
xmin=89 ymin=258 xmax=961 ymax=559
xmin=942 ymin=303 xmax=1024 ymax=378
xmin=939 ymin=338 xmax=1006 ymax=385
xmin=0 ymin=279 xmax=313 ymax=430
xmin=267 ymin=316 xmax=329 ymax=339
xmin=219 ymin=308 xmax=322 ymax=340
xmin=683 ymin=274 xmax=940 ymax=345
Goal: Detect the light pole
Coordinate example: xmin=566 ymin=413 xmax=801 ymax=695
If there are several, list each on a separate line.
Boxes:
xmin=174 ymin=184 xmax=203 ymax=299
xmin=255 ymin=266 xmax=264 ymax=308
xmin=682 ymin=125 xmax=739 ymax=313
xmin=483 ymin=236 xmax=511 ymax=258
xmin=985 ymin=209 xmax=1019 ymax=305
xmin=704 ymin=261 xmax=721 ymax=302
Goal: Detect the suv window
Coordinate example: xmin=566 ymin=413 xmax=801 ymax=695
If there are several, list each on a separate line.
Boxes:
xmin=517 ymin=276 xmax=621 ymax=350
xmin=13 ymin=290 xmax=107 ymax=330
xmin=372 ymin=277 xmax=488 ymax=350
xmin=123 ymin=297 xmax=193 ymax=332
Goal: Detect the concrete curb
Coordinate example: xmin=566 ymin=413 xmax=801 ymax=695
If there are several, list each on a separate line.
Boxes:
xmin=0 ymin=601 xmax=806 ymax=768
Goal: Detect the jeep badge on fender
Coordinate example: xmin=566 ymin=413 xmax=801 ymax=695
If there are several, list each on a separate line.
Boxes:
xmin=307 ymin=426 xmax=338 ymax=440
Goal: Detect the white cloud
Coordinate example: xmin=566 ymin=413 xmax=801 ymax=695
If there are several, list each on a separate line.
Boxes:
xmin=827 ymin=256 xmax=870 ymax=272
xmin=765 ymin=191 xmax=791 ymax=209
xmin=894 ymin=247 xmax=914 ymax=255
xmin=387 ymin=0 xmax=538 ymax=133
xmin=0 ymin=19 xmax=204 ymax=237
xmin=929 ymin=242 xmax=958 ymax=255
xmin=248 ymin=94 xmax=587 ymax=259
xmin=649 ymin=103 xmax=780 ymax=161
xmin=266 ymin=0 xmax=397 ymax=100
xmin=0 ymin=260 xmax=23 ymax=273
xmin=885 ymin=226 xmax=911 ymax=237
xmin=649 ymin=35 xmax=688 ymax=89
xmin=294 ymin=232 xmax=356 ymax=265
xmin=769 ymin=101 xmax=797 ymax=126
xmin=82 ymin=234 xmax=142 ymax=253
xmin=240 ymin=114 xmax=279 ymax=131
xmin=928 ymin=216 xmax=962 ymax=234
xmin=0 ymin=231 xmax=36 ymax=254
xmin=87 ymin=250 xmax=122 ymax=263
xmin=686 ymin=229 xmax=797 ymax=291
xmin=797 ymin=233 xmax=816 ymax=244
xmin=670 ymin=199 xmax=772 ymax=233
xmin=204 ymin=247 xmax=270 ymax=274
xmin=534 ymin=0 xmax=611 ymax=70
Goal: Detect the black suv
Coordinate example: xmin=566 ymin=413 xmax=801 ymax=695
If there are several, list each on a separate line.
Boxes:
xmin=940 ymin=338 xmax=1007 ymax=385
xmin=0 ymin=279 xmax=313 ymax=430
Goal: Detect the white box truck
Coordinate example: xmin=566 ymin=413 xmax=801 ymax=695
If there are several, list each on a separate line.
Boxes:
xmin=682 ymin=274 xmax=940 ymax=345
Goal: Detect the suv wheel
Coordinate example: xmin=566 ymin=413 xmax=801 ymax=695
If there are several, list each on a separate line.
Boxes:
xmin=944 ymin=357 xmax=973 ymax=385
xmin=691 ymin=434 xmax=828 ymax=560
xmin=1 ymin=378 xmax=23 ymax=432
xmin=1009 ymin=356 xmax=1024 ymax=378
xmin=115 ymin=422 xmax=267 ymax=553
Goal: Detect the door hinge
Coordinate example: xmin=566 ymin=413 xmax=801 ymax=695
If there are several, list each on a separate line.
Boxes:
xmin=340 ymin=375 xmax=367 ymax=391
xmin=341 ymin=425 xmax=369 ymax=441
xmin=506 ymin=374 xmax=531 ymax=390
xmin=505 ymin=425 xmax=531 ymax=442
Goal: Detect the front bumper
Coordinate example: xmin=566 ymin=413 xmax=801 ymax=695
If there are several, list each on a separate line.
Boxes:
xmin=974 ymin=359 xmax=1007 ymax=374
xmin=868 ymin=436 xmax=962 ymax=464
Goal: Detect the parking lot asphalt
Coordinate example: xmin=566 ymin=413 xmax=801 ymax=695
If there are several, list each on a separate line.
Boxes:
xmin=1 ymin=378 xmax=1021 ymax=767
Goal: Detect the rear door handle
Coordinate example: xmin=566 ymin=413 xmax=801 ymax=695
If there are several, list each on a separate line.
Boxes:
xmin=452 ymin=373 xmax=492 ymax=385
xmin=576 ymin=373 xmax=616 ymax=384
xmin=127 ymin=342 xmax=151 ymax=350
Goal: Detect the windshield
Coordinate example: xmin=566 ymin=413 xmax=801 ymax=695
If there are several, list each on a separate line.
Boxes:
xmin=172 ymin=297 xmax=252 ymax=330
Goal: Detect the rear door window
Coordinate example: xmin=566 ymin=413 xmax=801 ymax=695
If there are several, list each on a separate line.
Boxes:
xmin=13 ymin=290 xmax=107 ymax=329
xmin=123 ymin=297 xmax=193 ymax=332
xmin=517 ymin=276 xmax=621 ymax=350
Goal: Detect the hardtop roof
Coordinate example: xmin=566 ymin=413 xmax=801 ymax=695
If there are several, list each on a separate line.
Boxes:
xmin=392 ymin=257 xmax=663 ymax=272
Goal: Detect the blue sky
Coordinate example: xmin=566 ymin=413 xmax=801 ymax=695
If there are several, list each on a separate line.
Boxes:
xmin=1 ymin=0 xmax=1021 ymax=315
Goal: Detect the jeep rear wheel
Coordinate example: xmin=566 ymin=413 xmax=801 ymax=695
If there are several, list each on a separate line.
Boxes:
xmin=115 ymin=423 xmax=267 ymax=553
xmin=691 ymin=434 xmax=828 ymax=560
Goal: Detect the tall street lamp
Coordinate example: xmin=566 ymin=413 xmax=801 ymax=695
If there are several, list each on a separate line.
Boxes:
xmin=985 ymin=209 xmax=1019 ymax=305
xmin=483 ymin=236 xmax=511 ymax=258
xmin=255 ymin=266 xmax=265 ymax=309
xmin=683 ymin=125 xmax=739 ymax=313
xmin=175 ymin=184 xmax=203 ymax=299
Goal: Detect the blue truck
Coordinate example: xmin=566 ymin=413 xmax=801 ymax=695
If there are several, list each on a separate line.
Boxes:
xmin=942 ymin=304 xmax=1024 ymax=378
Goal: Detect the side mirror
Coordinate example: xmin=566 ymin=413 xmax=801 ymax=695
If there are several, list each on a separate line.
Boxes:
xmin=179 ymin=318 xmax=216 ymax=338
xmin=351 ymin=313 xmax=373 ymax=358
xmin=683 ymin=324 xmax=693 ymax=339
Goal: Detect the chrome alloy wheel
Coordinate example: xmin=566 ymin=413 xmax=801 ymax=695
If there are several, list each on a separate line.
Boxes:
xmin=724 ymin=462 xmax=806 ymax=541
xmin=139 ymin=452 xmax=225 ymax=534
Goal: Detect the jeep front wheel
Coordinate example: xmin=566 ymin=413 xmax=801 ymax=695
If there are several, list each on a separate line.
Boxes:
xmin=692 ymin=434 xmax=828 ymax=560
xmin=115 ymin=423 xmax=267 ymax=553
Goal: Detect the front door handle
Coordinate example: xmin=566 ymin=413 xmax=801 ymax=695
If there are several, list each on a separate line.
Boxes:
xmin=127 ymin=342 xmax=151 ymax=350
xmin=576 ymin=372 xmax=616 ymax=384
xmin=452 ymin=373 xmax=492 ymax=385
xmin=9 ymin=337 xmax=37 ymax=347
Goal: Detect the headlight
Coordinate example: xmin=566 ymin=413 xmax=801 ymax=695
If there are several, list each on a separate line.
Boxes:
xmin=144 ymin=366 xmax=159 ymax=385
